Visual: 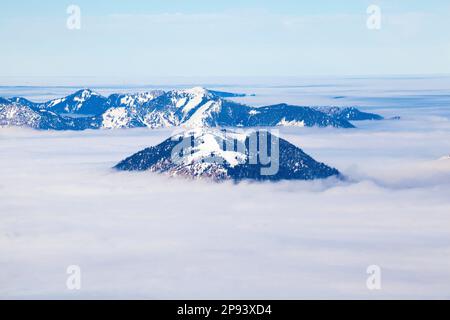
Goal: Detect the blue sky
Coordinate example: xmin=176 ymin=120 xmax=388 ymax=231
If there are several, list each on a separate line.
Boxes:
xmin=1 ymin=0 xmax=446 ymax=16
xmin=1 ymin=1 xmax=450 ymax=84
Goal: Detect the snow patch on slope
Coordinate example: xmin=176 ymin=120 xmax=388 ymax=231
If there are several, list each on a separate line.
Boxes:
xmin=277 ymin=118 xmax=305 ymax=127
xmin=119 ymin=92 xmax=162 ymax=107
xmin=102 ymin=107 xmax=131 ymax=129
xmin=173 ymin=128 xmax=248 ymax=167
xmin=183 ymin=101 xmax=221 ymax=127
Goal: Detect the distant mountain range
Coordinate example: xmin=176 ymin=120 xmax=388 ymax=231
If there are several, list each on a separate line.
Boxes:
xmin=0 ymin=87 xmax=383 ymax=130
xmin=115 ymin=128 xmax=341 ymax=182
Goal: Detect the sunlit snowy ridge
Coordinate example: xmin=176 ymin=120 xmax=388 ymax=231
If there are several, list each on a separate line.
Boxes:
xmin=0 ymin=87 xmax=383 ymax=130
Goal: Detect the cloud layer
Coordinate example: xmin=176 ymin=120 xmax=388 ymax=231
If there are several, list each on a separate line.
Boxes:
xmin=1 ymin=101 xmax=450 ymax=298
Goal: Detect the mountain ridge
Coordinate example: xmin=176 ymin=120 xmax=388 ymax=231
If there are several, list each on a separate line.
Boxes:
xmin=0 ymin=87 xmax=384 ymax=130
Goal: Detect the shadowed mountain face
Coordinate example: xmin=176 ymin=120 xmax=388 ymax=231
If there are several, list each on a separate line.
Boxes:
xmin=0 ymin=103 xmax=101 ymax=130
xmin=0 ymin=87 xmax=383 ymax=130
xmin=115 ymin=128 xmax=341 ymax=182
xmin=314 ymin=106 xmax=384 ymax=121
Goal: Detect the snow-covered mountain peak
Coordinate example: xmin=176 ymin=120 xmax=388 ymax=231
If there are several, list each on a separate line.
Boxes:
xmin=176 ymin=87 xmax=210 ymax=97
xmin=42 ymin=88 xmax=107 ymax=115
xmin=173 ymin=87 xmax=216 ymax=103
xmin=115 ymin=128 xmax=341 ymax=182
xmin=73 ymin=88 xmax=99 ymax=100
xmin=171 ymin=128 xmax=248 ymax=168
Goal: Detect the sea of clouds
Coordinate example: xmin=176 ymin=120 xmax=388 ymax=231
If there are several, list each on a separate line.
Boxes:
xmin=1 ymin=81 xmax=450 ymax=299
